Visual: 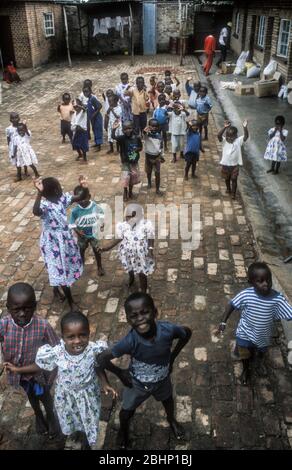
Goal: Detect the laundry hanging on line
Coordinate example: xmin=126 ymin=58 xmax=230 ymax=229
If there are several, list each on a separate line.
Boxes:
xmin=92 ymin=16 xmax=130 ymax=38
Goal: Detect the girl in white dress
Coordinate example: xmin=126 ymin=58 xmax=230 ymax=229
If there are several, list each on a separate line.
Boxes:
xmin=5 ymin=311 xmax=117 ymax=449
xmin=264 ymin=115 xmax=288 ymax=175
xmin=106 ymin=94 xmax=122 ymax=154
xmin=101 ymin=204 xmax=155 ymax=292
xmin=13 ymin=122 xmax=39 ymax=181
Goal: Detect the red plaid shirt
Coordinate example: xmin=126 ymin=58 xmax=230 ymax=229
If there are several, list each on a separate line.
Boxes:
xmin=0 ymin=314 xmax=60 ymax=387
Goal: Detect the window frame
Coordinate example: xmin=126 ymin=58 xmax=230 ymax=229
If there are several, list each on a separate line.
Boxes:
xmin=43 ymin=12 xmax=55 ymax=38
xmin=235 ymin=11 xmax=240 ymax=35
xmin=277 ymin=18 xmax=291 ymax=58
xmin=257 ymin=15 xmax=266 ymax=48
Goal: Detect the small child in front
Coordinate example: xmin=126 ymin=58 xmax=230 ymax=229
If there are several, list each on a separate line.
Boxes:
xmin=168 ymin=103 xmax=188 ymax=162
xmin=184 ymin=119 xmax=204 ymax=179
xmin=69 ymin=184 xmax=105 ymax=276
xmin=217 ymin=120 xmax=249 ymax=199
xmin=264 ymin=115 xmax=288 ymax=174
xmin=218 ymin=262 xmax=292 ymax=385
xmin=1 ymin=282 xmax=59 ymax=437
xmin=97 ymin=292 xmax=192 ymax=448
xmin=13 ymin=122 xmax=39 ymax=181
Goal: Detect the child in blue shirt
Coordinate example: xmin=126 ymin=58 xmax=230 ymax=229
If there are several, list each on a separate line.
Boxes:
xmin=218 ymin=262 xmax=292 ymax=385
xmin=184 ymin=119 xmax=204 ymax=179
xmin=70 ymin=184 xmax=105 ymax=276
xmin=153 ymin=94 xmax=169 ymax=152
xmin=97 ymin=292 xmax=192 ymax=449
xmin=185 ymin=78 xmax=201 ymax=109
xmin=194 ymin=86 xmax=212 ymax=140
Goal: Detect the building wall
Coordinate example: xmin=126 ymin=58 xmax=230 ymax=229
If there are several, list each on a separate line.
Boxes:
xmin=0 ymin=3 xmax=32 ymax=67
xmin=231 ymin=4 xmax=292 ymax=82
xmin=156 ymin=4 xmax=193 ymax=53
xmin=25 ymin=2 xmax=64 ymax=67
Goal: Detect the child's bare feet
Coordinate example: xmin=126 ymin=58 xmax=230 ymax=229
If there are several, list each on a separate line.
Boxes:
xmin=240 ymin=369 xmax=250 ymax=386
xmin=35 ymin=415 xmax=48 ymax=435
xmin=53 ymin=287 xmax=66 ymax=302
xmin=156 ymin=190 xmax=163 ymax=196
xmin=184 ymin=175 xmax=188 ymax=181
xmin=98 ymin=267 xmax=105 ymax=276
xmin=107 ymin=149 xmax=114 ymax=154
xmin=169 ymin=420 xmax=185 ymax=440
xmin=116 ymin=430 xmax=130 ymax=449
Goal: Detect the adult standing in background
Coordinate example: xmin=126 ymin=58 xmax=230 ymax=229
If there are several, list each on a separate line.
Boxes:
xmin=203 ymin=34 xmax=216 ymax=76
xmin=217 ymin=22 xmax=232 ymax=67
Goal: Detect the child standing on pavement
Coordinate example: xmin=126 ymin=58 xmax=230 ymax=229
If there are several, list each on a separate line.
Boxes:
xmin=217 ymin=120 xmax=249 ymax=199
xmin=83 ymin=86 xmax=103 ymax=152
xmin=69 ymin=185 xmax=105 ymax=276
xmin=218 ymin=262 xmax=292 ymax=385
xmin=168 ymin=103 xmax=188 ymax=162
xmin=32 ymin=176 xmax=87 ymax=310
xmin=97 ymin=292 xmax=192 ymax=449
xmin=264 ymin=115 xmax=288 ymax=175
xmin=5 ymin=311 xmax=117 ymax=449
xmin=143 ymin=118 xmax=164 ymax=196
xmin=184 ymin=120 xmax=204 ymax=179
xmin=185 ymin=78 xmax=201 ymax=110
xmin=124 ymin=77 xmax=150 ymax=136
xmin=115 ymin=73 xmax=132 ymax=123
xmin=101 ymin=204 xmax=155 ymax=292
xmin=112 ymin=120 xmax=142 ymax=201
xmin=57 ymin=93 xmax=74 ymax=143
xmin=153 ymin=94 xmax=170 ymax=152
xmin=194 ymin=86 xmax=212 ymax=140
xmin=2 ymin=282 xmax=59 ymax=437
xmin=13 ymin=122 xmax=39 ymax=181
xmin=106 ymin=94 xmax=122 ymax=154
xmin=71 ymin=99 xmax=89 ymax=162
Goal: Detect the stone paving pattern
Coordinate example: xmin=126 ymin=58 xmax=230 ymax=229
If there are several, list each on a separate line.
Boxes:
xmin=0 ymin=55 xmax=292 ymax=450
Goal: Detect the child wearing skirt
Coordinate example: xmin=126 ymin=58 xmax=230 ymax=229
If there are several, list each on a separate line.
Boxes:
xmin=71 ymin=99 xmax=89 ymax=162
xmin=13 ymin=122 xmax=39 ymax=181
xmin=264 ymin=115 xmax=288 ymax=175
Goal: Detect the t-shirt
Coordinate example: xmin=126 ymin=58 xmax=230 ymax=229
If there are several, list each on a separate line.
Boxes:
xmin=168 ymin=111 xmax=187 ymax=135
xmin=71 ymin=110 xmax=87 ymax=132
xmin=126 ymin=88 xmax=149 ymax=115
xmin=194 ymin=95 xmax=212 ymax=115
xmin=185 ymin=130 xmax=201 ymax=154
xmin=231 ymin=287 xmax=292 ymax=348
xmin=220 ymin=135 xmax=245 ymax=166
xmin=69 ymin=201 xmax=104 ymax=239
xmin=111 ymin=321 xmax=187 ymax=383
xmin=153 ymin=106 xmax=169 ymax=125
xmin=219 ymin=27 xmax=228 ymax=46
xmin=114 ymin=134 xmax=142 ymax=164
xmin=144 ymin=132 xmax=163 ymax=156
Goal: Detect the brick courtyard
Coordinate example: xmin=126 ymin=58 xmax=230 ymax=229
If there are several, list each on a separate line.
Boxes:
xmin=0 ymin=55 xmax=292 ymax=450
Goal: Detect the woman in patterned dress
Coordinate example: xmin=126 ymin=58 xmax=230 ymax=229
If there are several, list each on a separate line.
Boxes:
xmin=33 ymin=176 xmax=87 ymax=310
xmin=264 ymin=115 xmax=288 ymax=175
xmin=101 ymin=204 xmax=155 ymax=292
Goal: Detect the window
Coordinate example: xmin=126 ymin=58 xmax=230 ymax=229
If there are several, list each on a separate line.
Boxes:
xmin=235 ymin=11 xmax=240 ymax=35
xmin=277 ymin=19 xmax=291 ymax=57
xmin=43 ymin=12 xmax=55 ymax=38
xmin=257 ymin=16 xmax=266 ymax=48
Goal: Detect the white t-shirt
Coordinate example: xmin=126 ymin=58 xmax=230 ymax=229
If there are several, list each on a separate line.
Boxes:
xmin=219 ymin=27 xmax=228 ymax=46
xmin=220 ymin=135 xmax=245 ymax=166
xmin=168 ymin=111 xmax=187 ymax=136
xmin=71 ymin=110 xmax=87 ymax=132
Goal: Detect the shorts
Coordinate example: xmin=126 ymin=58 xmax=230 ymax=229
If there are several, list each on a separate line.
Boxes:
xmin=197 ymin=113 xmax=209 ymax=127
xmin=221 ymin=165 xmax=239 ymax=180
xmin=120 ymin=163 xmax=140 ymax=188
xmin=184 ymin=151 xmax=199 ymax=163
xmin=160 ymin=123 xmax=169 ymax=133
xmin=234 ymin=337 xmax=268 ymax=360
xmin=78 ymin=234 xmax=100 ymax=251
xmin=122 ymin=375 xmax=172 ymax=411
xmin=145 ymin=153 xmax=161 ymax=174
xmin=60 ymin=120 xmax=72 ymax=138
xmin=171 ymin=135 xmax=185 ymax=153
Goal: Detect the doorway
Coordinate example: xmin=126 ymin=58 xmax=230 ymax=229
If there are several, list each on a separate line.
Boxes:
xmin=0 ymin=16 xmax=16 ymax=66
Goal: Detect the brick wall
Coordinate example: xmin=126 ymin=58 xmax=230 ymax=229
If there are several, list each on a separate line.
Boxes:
xmin=0 ymin=4 xmax=32 ymax=67
xmin=25 ymin=2 xmax=65 ymax=68
xmin=156 ymin=4 xmax=193 ymax=53
xmin=230 ymin=5 xmax=292 ymax=82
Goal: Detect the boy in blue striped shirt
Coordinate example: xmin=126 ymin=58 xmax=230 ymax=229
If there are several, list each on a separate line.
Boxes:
xmin=218 ymin=262 xmax=292 ymax=385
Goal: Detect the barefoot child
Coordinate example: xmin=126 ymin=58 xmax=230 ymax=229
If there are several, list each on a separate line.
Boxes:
xmin=112 ymin=120 xmax=142 ymax=201
xmin=185 ymin=78 xmax=201 ymax=110
xmin=6 ymin=112 xmax=28 ymax=177
xmin=69 ymin=184 xmax=105 ymax=276
xmin=124 ymin=77 xmax=150 ymax=136
xmin=218 ymin=120 xmax=249 ymax=199
xmin=57 ymin=93 xmax=74 ymax=143
xmin=13 ymin=122 xmax=39 ymax=181
xmin=101 ymin=204 xmax=154 ymax=292
xmin=106 ymin=94 xmax=122 ymax=154
xmin=168 ymin=103 xmax=188 ymax=162
xmin=143 ymin=118 xmax=164 ymax=196
xmin=32 ymin=176 xmax=87 ymax=310
xmin=194 ymin=86 xmax=212 ymax=140
xmin=218 ymin=262 xmax=292 ymax=385
xmin=5 ymin=311 xmax=117 ymax=449
xmin=83 ymin=86 xmax=103 ymax=151
xmin=1 ymin=283 xmax=59 ymax=437
xmin=116 ymin=73 xmax=133 ymax=123
xmin=153 ymin=94 xmax=170 ymax=152
xmin=184 ymin=119 xmax=204 ymax=179
xmin=97 ymin=292 xmax=192 ymax=448
xmin=71 ymin=99 xmax=89 ymax=162
xmin=264 ymin=115 xmax=288 ymax=175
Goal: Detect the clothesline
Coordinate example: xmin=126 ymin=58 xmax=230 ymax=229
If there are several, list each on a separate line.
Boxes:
xmin=93 ymin=16 xmax=131 ymax=38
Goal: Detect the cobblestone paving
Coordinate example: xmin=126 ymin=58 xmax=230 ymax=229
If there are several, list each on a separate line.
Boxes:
xmin=0 ymin=55 xmax=292 ymax=450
